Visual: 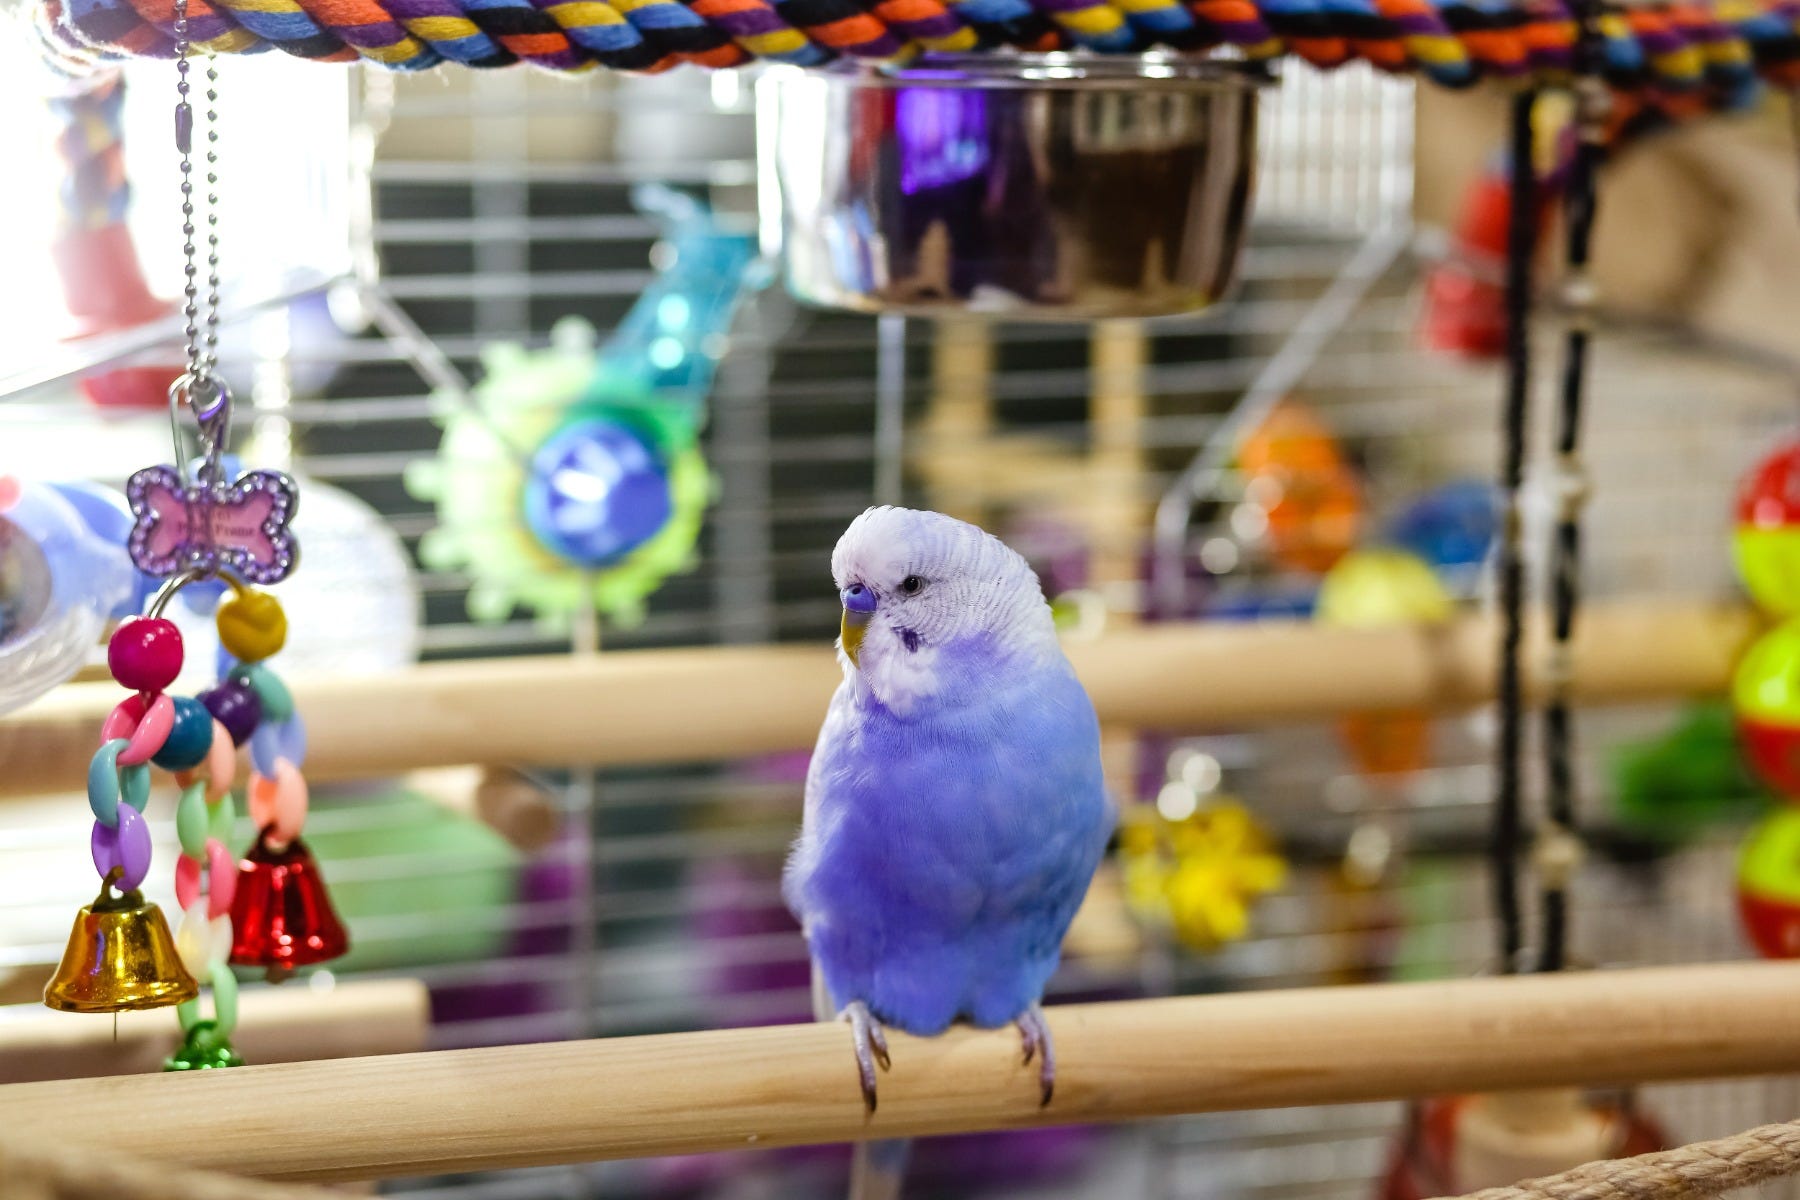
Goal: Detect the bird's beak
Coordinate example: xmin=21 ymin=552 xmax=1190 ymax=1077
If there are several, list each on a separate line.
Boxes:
xmin=840 ymin=583 xmax=875 ymax=666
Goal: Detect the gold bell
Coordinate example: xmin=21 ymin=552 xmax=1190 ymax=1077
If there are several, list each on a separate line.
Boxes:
xmin=44 ymin=876 xmax=199 ymax=1014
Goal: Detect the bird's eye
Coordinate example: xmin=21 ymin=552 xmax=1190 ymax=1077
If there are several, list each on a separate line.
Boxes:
xmin=899 ymin=575 xmax=924 ymax=596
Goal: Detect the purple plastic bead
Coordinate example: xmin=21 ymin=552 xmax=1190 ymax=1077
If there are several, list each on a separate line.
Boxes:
xmin=92 ymin=804 xmax=151 ymax=892
xmin=200 ymin=678 xmax=263 ymax=747
xmin=251 ymin=714 xmax=306 ymax=777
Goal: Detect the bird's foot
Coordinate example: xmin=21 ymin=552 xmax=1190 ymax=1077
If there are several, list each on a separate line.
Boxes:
xmin=1015 ymin=1003 xmax=1055 ymax=1107
xmin=840 ymin=1000 xmax=891 ymax=1114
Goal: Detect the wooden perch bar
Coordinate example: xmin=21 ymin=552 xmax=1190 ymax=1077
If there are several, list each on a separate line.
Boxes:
xmin=0 ymin=600 xmax=1754 ymax=801
xmin=0 ymin=962 xmax=1795 ymax=1182
xmin=0 ymin=978 xmax=431 ymax=1084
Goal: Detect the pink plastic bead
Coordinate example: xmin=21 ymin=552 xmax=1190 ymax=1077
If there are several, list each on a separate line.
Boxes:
xmin=107 ymin=617 xmax=184 ymax=693
xmin=102 ymin=693 xmax=175 ymax=767
xmin=175 ymin=853 xmax=201 ymax=912
xmin=175 ymin=840 xmax=238 ymax=919
xmin=248 ymin=761 xmax=308 ymax=846
xmin=205 ymin=839 xmax=236 ymax=918
xmin=176 ymin=719 xmax=237 ymax=804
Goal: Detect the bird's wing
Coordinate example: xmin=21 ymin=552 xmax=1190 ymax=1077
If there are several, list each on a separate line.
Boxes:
xmin=976 ymin=665 xmax=1113 ymax=919
xmin=803 ymin=677 xmax=858 ymax=829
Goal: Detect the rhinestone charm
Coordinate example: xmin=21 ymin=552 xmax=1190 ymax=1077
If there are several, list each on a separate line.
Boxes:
xmin=126 ymin=463 xmax=299 ymax=585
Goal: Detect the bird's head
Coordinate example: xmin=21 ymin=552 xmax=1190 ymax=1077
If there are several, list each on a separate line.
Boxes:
xmin=830 ymin=507 xmax=1057 ymax=713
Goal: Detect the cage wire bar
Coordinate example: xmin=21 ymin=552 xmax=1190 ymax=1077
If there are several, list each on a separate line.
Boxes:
xmin=2 ymin=54 xmax=1800 ymax=1200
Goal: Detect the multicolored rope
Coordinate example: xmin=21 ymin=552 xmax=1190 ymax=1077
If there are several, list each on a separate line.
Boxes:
xmin=39 ymin=0 xmax=1800 ymax=91
xmin=46 ymin=72 xmax=129 ymax=230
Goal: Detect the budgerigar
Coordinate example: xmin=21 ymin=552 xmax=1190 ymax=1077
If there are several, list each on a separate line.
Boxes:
xmin=784 ymin=506 xmax=1114 ymax=1196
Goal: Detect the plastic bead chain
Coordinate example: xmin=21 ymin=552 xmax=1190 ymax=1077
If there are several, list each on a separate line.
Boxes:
xmin=92 ymin=571 xmax=323 ymax=998
xmin=80 ymin=565 xmax=342 ymax=1051
xmin=48 ymin=564 xmax=337 ymax=1027
xmin=35 ymin=0 xmax=1800 ymax=98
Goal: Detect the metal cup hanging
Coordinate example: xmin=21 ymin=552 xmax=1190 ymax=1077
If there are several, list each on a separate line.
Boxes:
xmin=757 ymin=52 xmax=1265 ymax=319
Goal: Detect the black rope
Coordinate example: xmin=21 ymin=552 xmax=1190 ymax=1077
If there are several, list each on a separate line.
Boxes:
xmin=1536 ymin=2 xmax=1607 ymax=977
xmin=1493 ymin=87 xmax=1537 ymax=976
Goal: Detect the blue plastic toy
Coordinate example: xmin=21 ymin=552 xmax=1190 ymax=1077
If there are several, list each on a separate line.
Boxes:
xmin=0 ymin=477 xmax=135 ymax=714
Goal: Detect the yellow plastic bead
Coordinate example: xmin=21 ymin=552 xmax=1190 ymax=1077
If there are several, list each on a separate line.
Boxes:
xmin=217 ymin=589 xmax=288 ymax=663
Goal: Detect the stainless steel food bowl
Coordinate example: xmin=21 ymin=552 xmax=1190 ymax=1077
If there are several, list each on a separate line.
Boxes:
xmin=756 ymin=53 xmax=1263 ymax=320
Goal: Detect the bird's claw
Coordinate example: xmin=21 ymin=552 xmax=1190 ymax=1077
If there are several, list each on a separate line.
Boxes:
xmin=869 ymin=1019 xmax=892 ymax=1072
xmin=841 ymin=1001 xmax=891 ymax=1115
xmin=1016 ymin=1004 xmax=1056 ymax=1108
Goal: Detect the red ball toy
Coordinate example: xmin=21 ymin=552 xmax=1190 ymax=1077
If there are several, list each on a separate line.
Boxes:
xmin=107 ymin=617 xmax=184 ymax=693
xmin=1734 ymin=442 xmax=1800 ymax=618
xmin=1738 ymin=809 xmax=1800 ymax=958
xmin=1736 ymin=442 xmax=1800 ymax=527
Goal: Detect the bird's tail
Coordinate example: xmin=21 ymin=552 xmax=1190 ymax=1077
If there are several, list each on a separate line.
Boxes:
xmin=849 ymin=1139 xmax=911 ymax=1200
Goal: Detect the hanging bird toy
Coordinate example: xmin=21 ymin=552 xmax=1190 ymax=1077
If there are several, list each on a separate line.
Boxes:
xmin=406 ymin=186 xmax=758 ymax=628
xmin=43 ymin=13 xmax=346 ymax=1071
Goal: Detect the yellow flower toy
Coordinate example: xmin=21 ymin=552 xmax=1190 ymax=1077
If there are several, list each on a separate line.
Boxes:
xmin=1119 ymin=799 xmax=1287 ymax=951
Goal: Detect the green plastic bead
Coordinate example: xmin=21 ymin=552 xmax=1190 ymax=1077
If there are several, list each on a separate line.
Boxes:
xmin=212 ymin=969 xmax=240 ymax=1036
xmin=121 ymin=762 xmax=150 ymax=813
xmin=163 ymin=1020 xmax=244 ymax=1071
xmin=235 ymin=664 xmax=294 ymax=725
xmin=207 ymin=792 xmax=237 ymax=846
xmin=175 ymin=781 xmax=210 ymax=861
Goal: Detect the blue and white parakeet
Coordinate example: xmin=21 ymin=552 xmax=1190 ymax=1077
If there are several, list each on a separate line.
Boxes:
xmin=784 ymin=507 xmax=1114 ymax=1169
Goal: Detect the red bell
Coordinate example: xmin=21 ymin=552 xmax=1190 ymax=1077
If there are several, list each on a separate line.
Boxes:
xmin=229 ymin=833 xmax=349 ymax=976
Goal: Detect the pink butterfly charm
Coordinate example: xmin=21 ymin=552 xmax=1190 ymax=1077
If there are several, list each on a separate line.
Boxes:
xmin=126 ymin=464 xmax=299 ymax=585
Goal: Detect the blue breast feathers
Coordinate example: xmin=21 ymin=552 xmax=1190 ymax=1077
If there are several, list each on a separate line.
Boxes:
xmin=786 ymin=653 xmax=1113 ymax=1035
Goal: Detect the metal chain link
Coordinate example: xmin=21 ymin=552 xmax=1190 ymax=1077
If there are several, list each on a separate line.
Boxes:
xmin=172 ymin=0 xmax=220 ymax=390
xmin=203 ymin=54 xmax=220 ymax=375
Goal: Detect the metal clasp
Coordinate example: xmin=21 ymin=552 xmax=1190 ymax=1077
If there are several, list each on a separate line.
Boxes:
xmin=166 ymin=371 xmax=234 ymax=486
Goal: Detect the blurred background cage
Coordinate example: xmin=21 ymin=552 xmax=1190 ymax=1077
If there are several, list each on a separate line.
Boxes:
xmin=2 ymin=44 xmax=1799 ymax=1200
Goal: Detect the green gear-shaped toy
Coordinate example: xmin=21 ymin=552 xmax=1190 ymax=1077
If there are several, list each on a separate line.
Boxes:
xmin=405 ymin=319 xmax=711 ymax=629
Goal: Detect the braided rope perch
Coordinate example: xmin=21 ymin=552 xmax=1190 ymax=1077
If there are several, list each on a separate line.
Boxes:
xmin=1449 ymin=1118 xmax=1800 ymax=1200
xmin=33 ymin=0 xmax=1800 ymax=93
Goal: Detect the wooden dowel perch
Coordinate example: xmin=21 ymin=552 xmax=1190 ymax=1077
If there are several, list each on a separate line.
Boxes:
xmin=11 ymin=1114 xmax=1800 ymax=1200
xmin=0 ymin=963 xmax=1796 ymax=1183
xmin=0 ymin=978 xmax=431 ymax=1084
xmin=0 ymin=1137 xmax=326 ymax=1200
xmin=0 ymin=600 xmax=1755 ymax=800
